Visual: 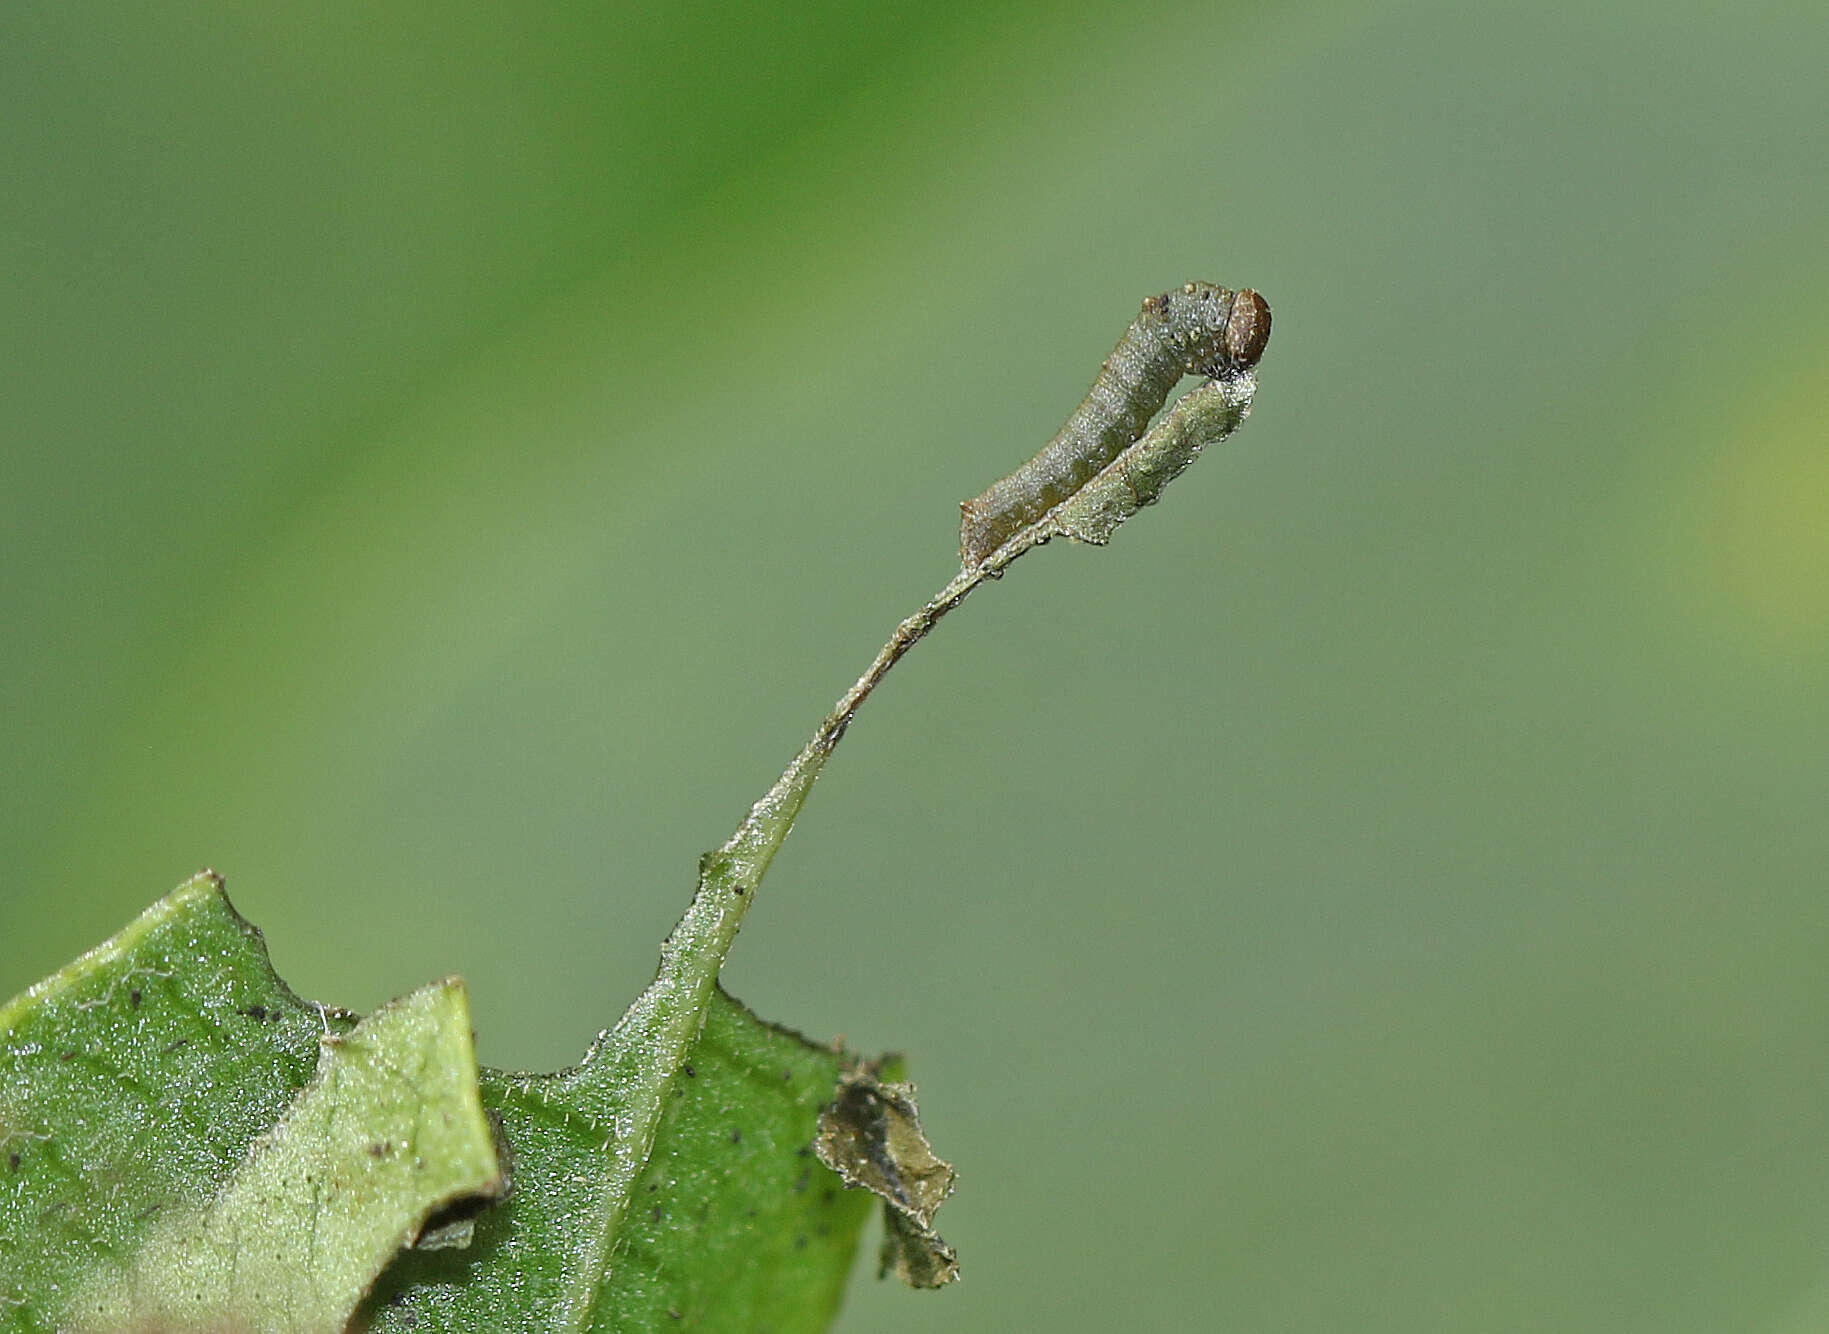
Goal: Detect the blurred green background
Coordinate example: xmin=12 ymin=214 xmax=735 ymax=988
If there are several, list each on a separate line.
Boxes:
xmin=5 ymin=2 xmax=1828 ymax=1329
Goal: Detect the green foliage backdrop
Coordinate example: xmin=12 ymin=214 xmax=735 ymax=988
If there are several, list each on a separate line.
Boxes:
xmin=5 ymin=3 xmax=1828 ymax=1330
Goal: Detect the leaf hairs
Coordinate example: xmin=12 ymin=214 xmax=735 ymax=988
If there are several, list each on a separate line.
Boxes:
xmin=958 ymin=282 xmax=1270 ymax=567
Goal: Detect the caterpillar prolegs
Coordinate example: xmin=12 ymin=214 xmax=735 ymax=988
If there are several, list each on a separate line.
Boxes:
xmin=959 ymin=282 xmax=1270 ymax=567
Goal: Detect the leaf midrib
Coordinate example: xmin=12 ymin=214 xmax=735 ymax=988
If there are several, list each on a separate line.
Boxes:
xmin=547 ymin=742 xmax=829 ymax=1332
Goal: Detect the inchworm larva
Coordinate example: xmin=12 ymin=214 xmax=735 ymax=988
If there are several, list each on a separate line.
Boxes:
xmin=959 ymin=282 xmax=1270 ymax=566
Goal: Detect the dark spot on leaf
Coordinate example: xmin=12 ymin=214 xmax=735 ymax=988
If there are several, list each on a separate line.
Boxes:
xmin=683 ymin=1064 xmax=696 ymax=1077
xmin=797 ymin=1144 xmax=812 ymax=1158
xmin=59 ymin=1049 xmax=76 ymax=1061
xmin=732 ymin=883 xmax=746 ymax=896
xmin=129 ymin=988 xmax=142 ymax=1009
xmin=793 ymin=1168 xmax=810 ymax=1193
xmin=650 ymin=1205 xmax=662 ymax=1223
xmin=368 ymin=1140 xmax=391 ymax=1158
xmin=730 ymin=1127 xmax=741 ymax=1144
xmin=647 ymin=1182 xmax=657 ymax=1192
xmin=7 ymin=1152 xmax=18 ymax=1172
xmin=243 ymin=1004 xmax=269 ymax=1021
xmin=161 ymin=1038 xmax=190 ymax=1054
xmin=795 ymin=1234 xmax=808 ymax=1249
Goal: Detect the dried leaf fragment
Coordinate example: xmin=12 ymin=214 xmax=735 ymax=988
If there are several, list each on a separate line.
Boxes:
xmin=814 ymin=1064 xmax=959 ymax=1287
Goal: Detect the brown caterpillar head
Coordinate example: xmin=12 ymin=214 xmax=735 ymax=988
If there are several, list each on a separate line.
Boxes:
xmin=1163 ymin=283 xmax=1271 ymax=378
xmin=1222 ymin=288 xmax=1271 ymax=370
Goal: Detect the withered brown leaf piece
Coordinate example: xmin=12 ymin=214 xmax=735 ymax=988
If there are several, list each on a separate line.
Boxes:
xmin=814 ymin=1063 xmax=959 ymax=1288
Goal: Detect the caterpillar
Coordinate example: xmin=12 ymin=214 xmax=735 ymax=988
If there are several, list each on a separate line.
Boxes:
xmin=959 ymin=282 xmax=1270 ymax=567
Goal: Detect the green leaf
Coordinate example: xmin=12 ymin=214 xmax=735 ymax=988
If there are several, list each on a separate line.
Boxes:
xmin=0 ymin=871 xmax=501 ymax=1333
xmin=362 ymin=991 xmax=873 ymax=1332
xmin=1 ymin=870 xmax=876 ymax=1333
xmin=360 ymin=744 xmax=880 ymax=1331
xmin=67 ymin=981 xmax=503 ymax=1333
